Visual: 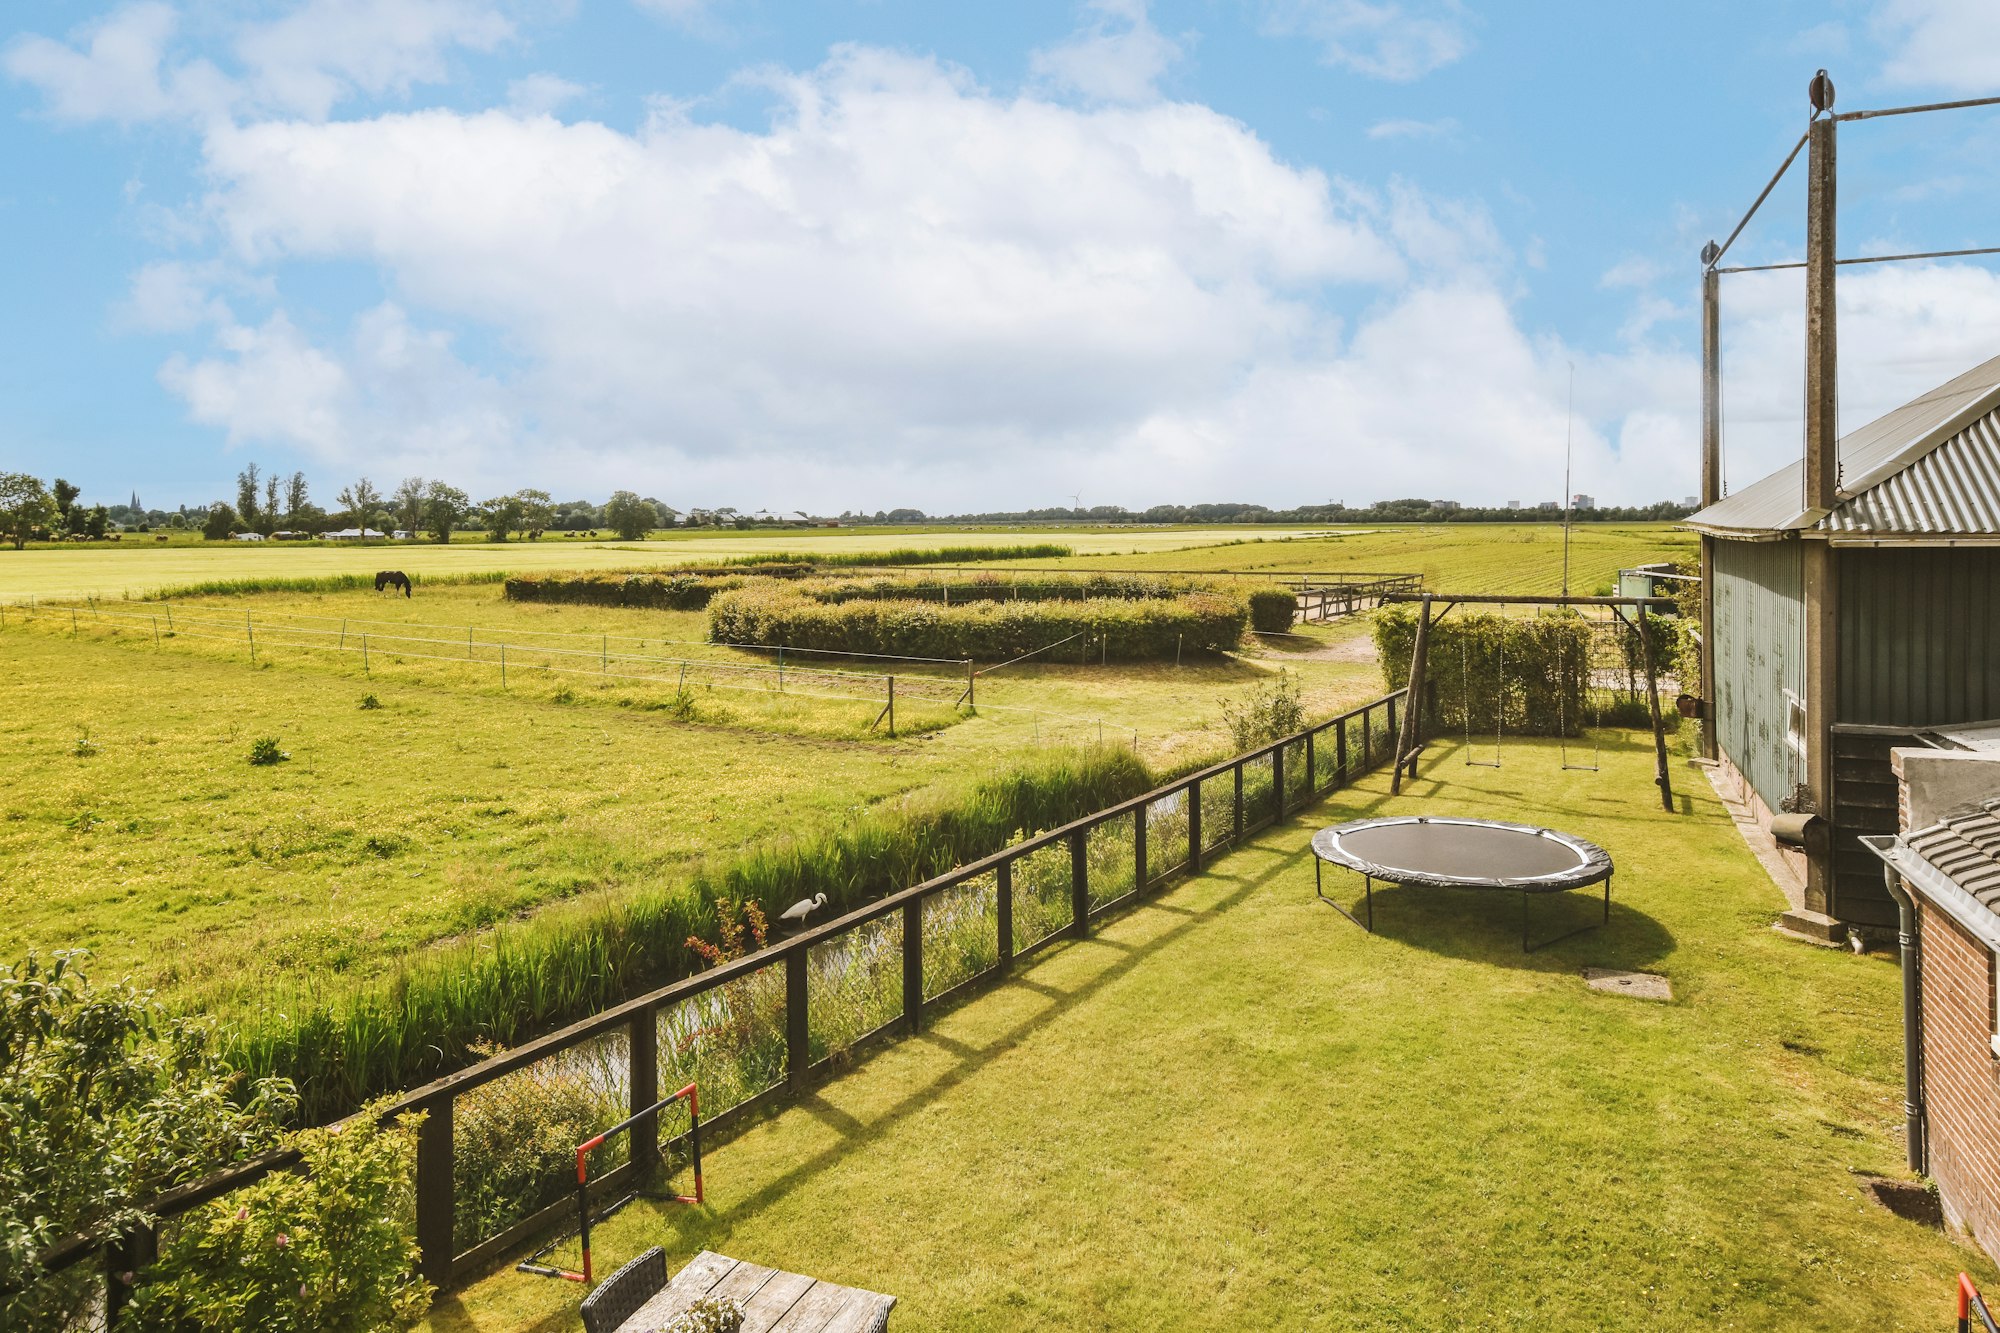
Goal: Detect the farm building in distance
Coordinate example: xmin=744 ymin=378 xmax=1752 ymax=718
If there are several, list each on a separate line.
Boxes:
xmin=1687 ymin=354 xmax=2000 ymax=937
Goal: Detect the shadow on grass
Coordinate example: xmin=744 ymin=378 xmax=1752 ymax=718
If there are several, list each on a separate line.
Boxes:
xmin=619 ymin=850 xmax=1287 ymax=1251
xmin=1310 ymin=876 xmax=1675 ymax=972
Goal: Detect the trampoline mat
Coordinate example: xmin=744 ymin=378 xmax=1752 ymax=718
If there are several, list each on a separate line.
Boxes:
xmin=1312 ymin=816 xmax=1613 ymax=891
xmin=1338 ymin=821 xmax=1583 ymax=881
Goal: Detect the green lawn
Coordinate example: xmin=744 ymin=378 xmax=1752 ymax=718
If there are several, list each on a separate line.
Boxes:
xmin=426 ymin=733 xmax=1978 ymax=1332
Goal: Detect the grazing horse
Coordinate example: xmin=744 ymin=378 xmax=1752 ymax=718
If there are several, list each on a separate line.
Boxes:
xmin=375 ymin=569 xmax=412 ymax=598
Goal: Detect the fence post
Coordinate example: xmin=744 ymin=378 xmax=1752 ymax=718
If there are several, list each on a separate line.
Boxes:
xmin=70 ymin=607 xmax=77 ymax=637
xmin=902 ymin=900 xmax=924 ymax=1033
xmin=1305 ymin=729 xmax=1316 ymax=795
xmin=105 ymin=1222 xmax=158 ymax=1325
xmin=966 ymin=659 xmax=975 ymax=712
xmin=151 ymin=615 xmax=159 ymax=647
xmin=628 ymin=1008 xmax=659 ymax=1184
xmin=996 ymin=860 xmax=1015 ymax=970
xmin=245 ymin=611 xmax=255 ymax=662
xmin=1233 ymin=764 xmax=1244 ymax=842
xmin=362 ymin=633 xmax=370 ymax=675
xmin=786 ymin=947 xmax=810 ymax=1091
xmin=1188 ymin=778 xmax=1203 ymax=873
xmin=500 ymin=644 xmax=507 ymax=688
xmin=1070 ymin=830 xmax=1090 ymax=937
xmin=1134 ymin=803 xmax=1149 ymax=893
xmin=1337 ymin=716 xmax=1349 ymax=784
xmin=1273 ymin=744 xmax=1287 ymax=820
xmin=415 ymin=1095 xmax=455 ymax=1287
xmin=887 ymin=676 xmax=896 ymax=736
xmin=602 ymin=634 xmax=608 ymax=675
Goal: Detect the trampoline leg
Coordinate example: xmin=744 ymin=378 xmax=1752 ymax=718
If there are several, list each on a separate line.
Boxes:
xmin=1313 ymin=863 xmax=1372 ymax=935
xmin=1604 ymin=876 xmax=1611 ymax=923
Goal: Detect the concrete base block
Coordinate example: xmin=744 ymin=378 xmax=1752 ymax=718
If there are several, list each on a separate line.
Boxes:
xmin=1776 ymin=908 xmax=1846 ymax=946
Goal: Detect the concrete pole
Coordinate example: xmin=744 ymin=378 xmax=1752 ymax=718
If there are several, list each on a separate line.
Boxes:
xmin=1802 ymin=99 xmax=1841 ymax=917
xmin=1699 ymin=259 xmax=1721 ymax=760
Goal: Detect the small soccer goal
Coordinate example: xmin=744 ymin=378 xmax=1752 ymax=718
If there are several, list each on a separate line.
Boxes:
xmin=517 ymin=1082 xmax=705 ymax=1286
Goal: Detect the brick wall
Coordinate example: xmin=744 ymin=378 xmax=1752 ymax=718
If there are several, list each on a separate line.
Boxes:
xmin=1920 ymin=897 xmax=2000 ymax=1263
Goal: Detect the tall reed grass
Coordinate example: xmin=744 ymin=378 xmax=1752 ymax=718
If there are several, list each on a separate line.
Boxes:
xmin=228 ymin=746 xmax=1154 ymax=1123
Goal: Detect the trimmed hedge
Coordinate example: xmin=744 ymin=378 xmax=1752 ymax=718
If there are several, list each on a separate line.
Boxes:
xmin=1374 ymin=606 xmax=1591 ymax=737
xmin=720 ymin=543 xmax=1071 ymax=568
xmin=503 ymin=570 xmax=754 ymax=610
xmin=708 ymin=584 xmax=1247 ymax=661
xmin=1247 ymin=587 xmax=1297 ymax=634
xmin=803 ymin=572 xmax=1210 ymax=605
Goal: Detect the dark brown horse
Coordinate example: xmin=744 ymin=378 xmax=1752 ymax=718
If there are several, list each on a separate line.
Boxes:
xmin=375 ymin=570 xmax=412 ymax=597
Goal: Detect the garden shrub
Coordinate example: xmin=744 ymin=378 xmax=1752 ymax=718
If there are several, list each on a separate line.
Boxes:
xmin=247 ymin=737 xmax=288 ymax=766
xmin=126 ymin=1101 xmax=430 ymax=1332
xmin=0 ymin=954 xmax=296 ymax=1333
xmin=1220 ymin=670 xmax=1305 ymax=749
xmin=1246 ymin=586 xmax=1297 ymax=634
xmin=706 ymin=583 xmax=1247 ymax=661
xmin=450 ymin=1049 xmax=625 ymax=1250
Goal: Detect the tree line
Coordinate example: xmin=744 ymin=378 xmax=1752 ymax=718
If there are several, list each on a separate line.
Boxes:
xmin=0 ymin=466 xmax=691 ymax=548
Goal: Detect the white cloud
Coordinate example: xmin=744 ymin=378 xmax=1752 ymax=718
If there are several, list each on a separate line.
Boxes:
xmin=1365 ymin=116 xmax=1458 ymax=140
xmin=507 ymin=71 xmax=586 ymax=116
xmin=144 ymin=44 xmax=1756 ymax=509
xmin=234 ymin=0 xmax=514 ymax=119
xmin=5 ymin=0 xmax=515 ymax=123
xmin=1030 ymin=0 xmax=1182 ymax=105
xmin=2 ymin=3 xmax=231 ymax=125
xmin=1259 ymin=1 xmax=1471 ymax=82
xmin=1874 ymin=0 xmax=2000 ymax=92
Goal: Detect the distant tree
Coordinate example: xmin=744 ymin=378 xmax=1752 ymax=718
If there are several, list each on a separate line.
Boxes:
xmin=50 ymin=478 xmax=79 ymax=533
xmin=283 ymin=470 xmax=309 ymax=520
xmin=236 ymin=463 xmax=262 ymax=531
xmin=603 ymin=490 xmax=655 ymax=541
xmin=514 ymin=488 xmax=554 ymax=536
xmin=0 ymin=473 xmax=56 ymax=550
xmin=481 ymin=494 xmax=524 ymax=542
xmin=201 ymin=503 xmax=239 ymax=540
xmin=261 ymin=475 xmax=278 ymax=535
xmin=392 ymin=477 xmax=426 ymax=534
xmin=287 ymin=502 xmax=329 ymax=536
xmin=81 ymin=505 xmax=109 ymax=540
xmin=335 ymin=477 xmax=382 ymax=526
xmin=421 ymin=481 xmax=470 ymax=544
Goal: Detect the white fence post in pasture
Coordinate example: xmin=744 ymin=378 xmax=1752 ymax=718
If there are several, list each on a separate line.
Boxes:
xmin=339 ymin=620 xmax=347 ymax=650
xmin=164 ymin=602 xmax=173 ymax=633
xmin=363 ymin=633 xmax=370 ymax=675
xmin=152 ymin=616 xmax=160 ymax=647
xmin=500 ymin=643 xmax=507 ymax=688
xmin=468 ymin=626 xmax=475 ymax=661
xmin=246 ymin=610 xmax=256 ymax=662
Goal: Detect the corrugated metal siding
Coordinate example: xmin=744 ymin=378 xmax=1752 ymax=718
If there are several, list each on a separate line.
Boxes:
xmin=1713 ymin=538 xmax=1804 ymax=811
xmin=1839 ymin=548 xmax=2000 ymax=724
xmin=1826 ymin=411 xmax=2000 ymax=534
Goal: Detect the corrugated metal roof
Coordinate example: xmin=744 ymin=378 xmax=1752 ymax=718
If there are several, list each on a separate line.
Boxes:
xmin=1826 ymin=411 xmax=2000 ymax=534
xmin=1686 ymin=352 xmax=2000 ymax=538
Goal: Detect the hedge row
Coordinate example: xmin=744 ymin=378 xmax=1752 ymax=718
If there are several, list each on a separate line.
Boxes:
xmin=1374 ymin=606 xmax=1592 ymax=737
xmin=720 ymin=543 xmax=1072 ymax=568
xmin=708 ymin=585 xmax=1248 ymax=661
xmin=503 ymin=571 xmax=753 ymax=610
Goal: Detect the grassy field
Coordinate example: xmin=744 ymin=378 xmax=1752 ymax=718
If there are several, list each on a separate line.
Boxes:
xmin=0 ymin=586 xmax=1390 ymax=1011
xmin=424 ymin=735 xmax=1977 ymax=1332
xmin=0 ymin=526 xmax=1322 ymax=601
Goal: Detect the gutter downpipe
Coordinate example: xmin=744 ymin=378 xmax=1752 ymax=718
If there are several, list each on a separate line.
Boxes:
xmin=1865 ymin=834 xmax=1927 ymax=1175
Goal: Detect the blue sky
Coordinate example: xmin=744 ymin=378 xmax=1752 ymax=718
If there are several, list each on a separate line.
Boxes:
xmin=6 ymin=0 xmax=2000 ymax=514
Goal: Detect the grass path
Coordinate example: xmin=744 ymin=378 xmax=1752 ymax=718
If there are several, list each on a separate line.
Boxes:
xmin=428 ymin=733 xmax=1978 ymax=1332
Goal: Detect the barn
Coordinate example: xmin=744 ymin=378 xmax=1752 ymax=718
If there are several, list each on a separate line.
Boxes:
xmin=1686 ymin=353 xmax=2000 ymax=937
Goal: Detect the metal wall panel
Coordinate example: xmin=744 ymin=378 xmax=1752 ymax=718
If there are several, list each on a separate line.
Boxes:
xmin=1713 ymin=537 xmax=1805 ymax=810
xmin=1839 ymin=548 xmax=2000 ymax=725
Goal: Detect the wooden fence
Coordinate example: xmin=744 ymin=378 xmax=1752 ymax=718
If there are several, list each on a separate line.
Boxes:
xmin=44 ymin=687 xmax=1411 ymax=1318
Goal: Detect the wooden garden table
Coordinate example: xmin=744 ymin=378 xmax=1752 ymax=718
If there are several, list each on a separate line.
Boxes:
xmin=615 ymin=1250 xmax=895 ymax=1333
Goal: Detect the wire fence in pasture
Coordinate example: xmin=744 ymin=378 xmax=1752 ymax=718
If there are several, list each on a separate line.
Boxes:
xmin=36 ymin=685 xmax=1408 ymax=1319
xmin=0 ymin=598 xmax=1142 ymax=748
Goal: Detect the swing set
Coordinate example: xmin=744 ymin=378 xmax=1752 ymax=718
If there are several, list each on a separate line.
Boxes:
xmin=1384 ymin=591 xmax=1679 ymax=810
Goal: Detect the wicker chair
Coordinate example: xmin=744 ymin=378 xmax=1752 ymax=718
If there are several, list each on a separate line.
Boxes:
xmin=580 ymin=1247 xmax=669 ymax=1333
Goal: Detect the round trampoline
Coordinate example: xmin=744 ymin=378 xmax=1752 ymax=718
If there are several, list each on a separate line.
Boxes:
xmin=1311 ymin=815 xmax=1614 ymax=952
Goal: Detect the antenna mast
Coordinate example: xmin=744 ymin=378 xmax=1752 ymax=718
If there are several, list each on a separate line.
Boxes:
xmin=1561 ymin=360 xmax=1575 ymax=597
